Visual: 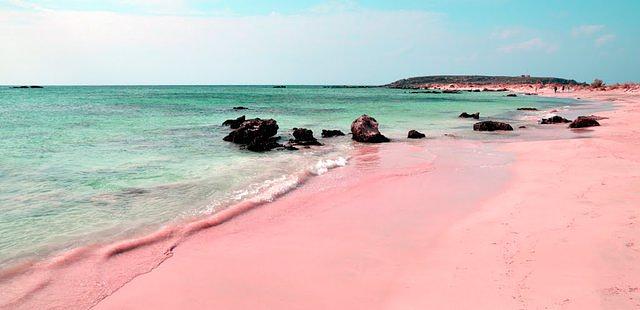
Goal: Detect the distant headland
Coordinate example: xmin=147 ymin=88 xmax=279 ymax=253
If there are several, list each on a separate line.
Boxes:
xmin=386 ymin=75 xmax=581 ymax=89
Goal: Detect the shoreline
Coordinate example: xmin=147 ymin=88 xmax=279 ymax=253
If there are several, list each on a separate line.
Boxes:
xmin=2 ymin=87 xmax=638 ymax=309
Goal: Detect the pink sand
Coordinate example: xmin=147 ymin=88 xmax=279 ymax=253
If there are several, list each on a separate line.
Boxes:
xmin=93 ymin=90 xmax=640 ymax=309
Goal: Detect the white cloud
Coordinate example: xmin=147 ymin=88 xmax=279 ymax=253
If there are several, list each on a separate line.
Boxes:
xmin=0 ymin=6 xmax=449 ymax=85
xmin=595 ymin=34 xmax=616 ymax=46
xmin=498 ymin=38 xmax=557 ymax=54
xmin=571 ymin=24 xmax=604 ymax=37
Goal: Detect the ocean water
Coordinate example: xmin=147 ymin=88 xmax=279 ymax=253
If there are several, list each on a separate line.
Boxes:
xmin=0 ymin=85 xmax=577 ymax=266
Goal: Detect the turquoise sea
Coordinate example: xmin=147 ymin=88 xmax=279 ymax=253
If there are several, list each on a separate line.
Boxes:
xmin=0 ymin=85 xmax=578 ymax=266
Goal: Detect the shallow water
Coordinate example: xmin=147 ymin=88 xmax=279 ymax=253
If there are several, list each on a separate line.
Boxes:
xmin=0 ymin=85 xmax=579 ymax=266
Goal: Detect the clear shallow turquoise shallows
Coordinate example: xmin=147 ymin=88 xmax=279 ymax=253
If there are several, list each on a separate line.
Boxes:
xmin=0 ymin=86 xmax=575 ymax=266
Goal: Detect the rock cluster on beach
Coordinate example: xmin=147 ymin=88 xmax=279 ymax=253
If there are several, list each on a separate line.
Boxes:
xmin=289 ymin=128 xmax=322 ymax=146
xmin=351 ymin=115 xmax=390 ymax=143
xmin=459 ymin=112 xmax=480 ymax=119
xmin=223 ymin=118 xmax=282 ymax=152
xmin=541 ymin=116 xmax=571 ymax=124
xmin=569 ymin=116 xmax=601 ymax=128
xmin=321 ymin=130 xmax=345 ymax=138
xmin=220 ymin=106 xmax=605 ymax=152
xmin=473 ymin=121 xmax=514 ymax=131
xmin=407 ymin=130 xmax=426 ymax=139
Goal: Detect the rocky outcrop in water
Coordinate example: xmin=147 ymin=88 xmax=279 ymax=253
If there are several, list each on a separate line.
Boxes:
xmin=233 ymin=106 xmax=248 ymax=110
xmin=517 ymin=107 xmax=538 ymax=111
xmin=459 ymin=112 xmax=480 ymax=119
xmin=351 ymin=115 xmax=390 ymax=143
xmin=569 ymin=116 xmax=601 ymax=128
xmin=289 ymin=128 xmax=322 ymax=146
xmin=222 ymin=115 xmax=246 ymax=129
xmin=473 ymin=121 xmax=514 ymax=131
xmin=11 ymin=86 xmax=43 ymax=89
xmin=407 ymin=130 xmax=426 ymax=139
xmin=506 ymin=93 xmax=517 ymax=97
xmin=321 ymin=129 xmax=345 ymax=138
xmin=541 ymin=116 xmax=571 ymax=124
xmin=223 ymin=118 xmax=281 ymax=152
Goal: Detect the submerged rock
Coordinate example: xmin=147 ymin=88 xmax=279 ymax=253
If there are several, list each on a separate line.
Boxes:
xmin=350 ymin=115 xmax=390 ymax=143
xmin=541 ymin=116 xmax=571 ymax=124
xmin=517 ymin=107 xmax=538 ymax=111
xmin=459 ymin=112 xmax=480 ymax=119
xmin=233 ymin=106 xmax=248 ymax=110
xmin=473 ymin=121 xmax=514 ymax=131
xmin=290 ymin=128 xmax=322 ymax=146
xmin=569 ymin=116 xmax=601 ymax=128
xmin=222 ymin=115 xmax=246 ymax=129
xmin=223 ymin=118 xmax=281 ymax=152
xmin=442 ymin=89 xmax=461 ymax=94
xmin=321 ymin=129 xmax=345 ymax=138
xmin=407 ymin=130 xmax=426 ymax=139
xmin=506 ymin=93 xmax=518 ymax=97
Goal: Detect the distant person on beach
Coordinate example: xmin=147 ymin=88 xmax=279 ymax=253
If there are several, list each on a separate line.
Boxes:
xmin=554 ymin=86 xmax=558 ymax=93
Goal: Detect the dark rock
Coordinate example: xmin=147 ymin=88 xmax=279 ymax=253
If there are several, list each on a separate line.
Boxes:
xmin=273 ymin=85 xmax=286 ymax=88
xmin=407 ymin=130 xmax=426 ymax=139
xmin=247 ymin=137 xmax=282 ymax=152
xmin=506 ymin=93 xmax=517 ymax=97
xmin=519 ymin=125 xmax=527 ymax=129
xmin=473 ymin=121 xmax=514 ymax=131
xmin=290 ymin=128 xmax=322 ymax=146
xmin=569 ymin=116 xmax=601 ymax=128
xmin=233 ymin=106 xmax=248 ymax=110
xmin=321 ymin=129 xmax=345 ymax=138
xmin=442 ymin=89 xmax=461 ymax=94
xmin=459 ymin=112 xmax=480 ymax=119
xmin=350 ymin=115 xmax=390 ymax=143
xmin=223 ymin=118 xmax=281 ymax=152
xmin=524 ymin=93 xmax=538 ymax=96
xmin=541 ymin=116 xmax=571 ymax=124
xmin=30 ymin=86 xmax=44 ymax=88
xmin=517 ymin=107 xmax=538 ymax=111
xmin=11 ymin=86 xmax=29 ymax=89
xmin=222 ymin=115 xmax=246 ymax=129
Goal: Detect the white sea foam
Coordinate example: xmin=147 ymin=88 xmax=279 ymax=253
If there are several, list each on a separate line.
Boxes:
xmin=200 ymin=157 xmax=349 ymax=215
xmin=309 ymin=157 xmax=348 ymax=175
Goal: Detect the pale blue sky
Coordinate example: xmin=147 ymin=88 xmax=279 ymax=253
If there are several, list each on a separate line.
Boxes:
xmin=1 ymin=0 xmax=638 ymax=84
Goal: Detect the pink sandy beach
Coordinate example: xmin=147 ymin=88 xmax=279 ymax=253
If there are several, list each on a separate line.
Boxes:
xmin=91 ymin=89 xmax=640 ymax=309
xmin=1 ymin=88 xmax=639 ymax=309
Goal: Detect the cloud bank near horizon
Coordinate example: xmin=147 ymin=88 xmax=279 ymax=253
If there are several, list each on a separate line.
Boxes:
xmin=1 ymin=0 xmax=638 ymax=85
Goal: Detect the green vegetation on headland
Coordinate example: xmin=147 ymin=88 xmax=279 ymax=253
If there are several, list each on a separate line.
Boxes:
xmin=386 ymin=75 xmax=581 ymax=89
